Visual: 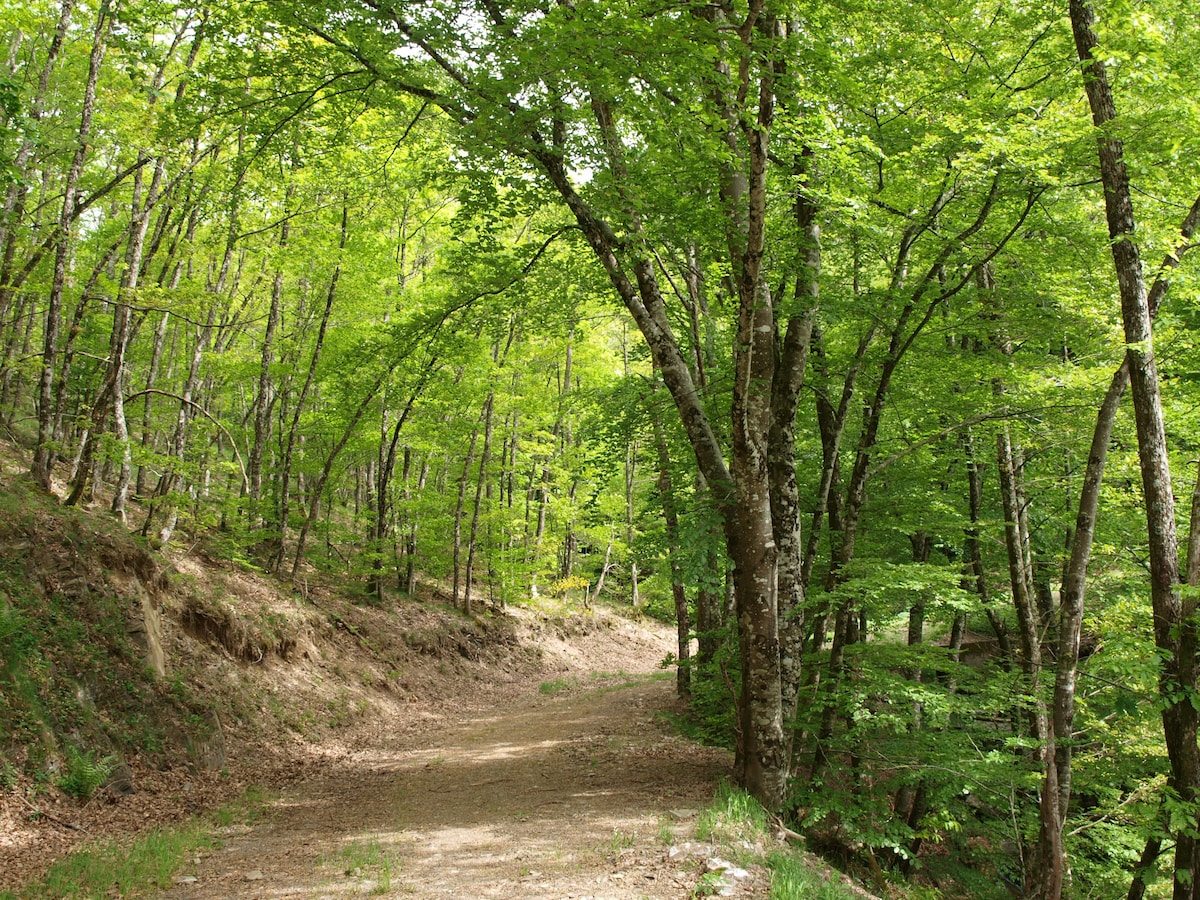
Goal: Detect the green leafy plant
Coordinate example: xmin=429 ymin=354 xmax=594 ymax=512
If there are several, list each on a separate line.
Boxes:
xmin=691 ymin=870 xmax=725 ymax=898
xmin=56 ymin=747 xmax=116 ymax=801
xmin=696 ymin=780 xmax=768 ymax=847
xmin=767 ymin=852 xmax=864 ymax=900
xmin=608 ymin=829 xmax=635 ymax=852
xmin=13 ymin=785 xmax=268 ymax=898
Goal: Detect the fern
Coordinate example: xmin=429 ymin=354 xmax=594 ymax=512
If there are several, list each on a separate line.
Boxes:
xmin=58 ymin=747 xmax=116 ymax=800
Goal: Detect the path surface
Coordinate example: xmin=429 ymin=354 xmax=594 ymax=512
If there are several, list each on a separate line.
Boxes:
xmin=161 ymin=676 xmax=734 ymax=899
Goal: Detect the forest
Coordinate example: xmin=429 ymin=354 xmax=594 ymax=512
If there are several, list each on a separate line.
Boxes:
xmin=2 ymin=0 xmax=1199 ymax=897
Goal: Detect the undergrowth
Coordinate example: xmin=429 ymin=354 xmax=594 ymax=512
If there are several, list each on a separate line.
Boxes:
xmin=697 ymin=781 xmax=873 ymax=900
xmin=0 ymin=785 xmax=267 ymax=899
xmin=0 ymin=477 xmax=212 ymax=786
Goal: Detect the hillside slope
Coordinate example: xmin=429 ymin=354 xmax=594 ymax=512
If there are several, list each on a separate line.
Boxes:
xmin=0 ymin=451 xmax=679 ymax=890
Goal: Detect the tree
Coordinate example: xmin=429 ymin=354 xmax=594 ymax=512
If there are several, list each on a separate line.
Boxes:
xmin=1068 ymin=1 xmax=1200 ymax=895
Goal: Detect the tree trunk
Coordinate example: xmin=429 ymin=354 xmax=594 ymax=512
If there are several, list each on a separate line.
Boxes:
xmin=31 ymin=0 xmax=114 ymax=491
xmin=770 ymin=149 xmax=817 ymax=750
xmin=0 ymin=0 xmax=74 ymax=330
xmin=452 ymin=418 xmax=481 ymax=608
xmin=651 ymin=382 xmax=691 ymax=698
xmin=1068 ymin=4 xmax=1199 ymax=897
xmin=248 ymin=185 xmax=292 ymax=526
xmin=404 ymin=452 xmax=429 ymax=596
xmin=530 ymin=7 xmax=788 ymax=809
xmin=274 ymin=202 xmax=346 ymax=573
xmin=110 ymin=156 xmax=167 ymax=523
xmin=464 ymin=392 xmax=495 ymax=616
xmin=143 ymin=304 xmax=214 ymax=542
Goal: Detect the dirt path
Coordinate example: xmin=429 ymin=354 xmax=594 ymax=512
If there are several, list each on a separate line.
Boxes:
xmin=161 ymin=676 xmax=736 ymax=899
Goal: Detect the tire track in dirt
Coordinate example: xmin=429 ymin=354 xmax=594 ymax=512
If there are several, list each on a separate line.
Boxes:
xmin=161 ymin=676 xmax=733 ymax=899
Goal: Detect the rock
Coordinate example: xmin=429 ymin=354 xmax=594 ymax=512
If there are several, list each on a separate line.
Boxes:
xmin=104 ymin=762 xmax=135 ymax=796
xmin=704 ymin=857 xmax=752 ymax=896
xmin=244 ymin=870 xmax=265 ymax=881
xmin=668 ymin=841 xmax=713 ymax=860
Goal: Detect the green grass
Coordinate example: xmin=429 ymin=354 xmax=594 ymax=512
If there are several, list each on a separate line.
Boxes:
xmin=540 ymin=671 xmax=663 ymax=698
xmin=2 ymin=785 xmax=268 ymax=899
xmin=538 ymin=677 xmax=574 ymax=695
xmin=18 ymin=825 xmax=214 ymax=899
xmin=657 ymin=816 xmax=675 ymax=844
xmin=694 ymin=783 xmax=869 ymax=900
xmin=327 ymin=837 xmax=400 ymax=895
xmin=696 ymin=780 xmax=769 ymax=851
xmin=767 ymin=851 xmax=867 ymax=900
xmin=608 ymin=828 xmax=636 ymax=852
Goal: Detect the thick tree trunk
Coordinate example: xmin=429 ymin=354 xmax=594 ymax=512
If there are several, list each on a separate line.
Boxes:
xmin=1068 ymin=4 xmax=1199 ymax=897
xmin=529 ymin=7 xmax=789 ymax=810
xmin=770 ymin=156 xmax=817 ymax=750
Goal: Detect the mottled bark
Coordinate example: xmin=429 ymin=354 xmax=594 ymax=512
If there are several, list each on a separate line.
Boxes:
xmin=1069 ymin=3 xmax=1198 ymax=897
xmin=770 ymin=154 xmax=817 ymax=748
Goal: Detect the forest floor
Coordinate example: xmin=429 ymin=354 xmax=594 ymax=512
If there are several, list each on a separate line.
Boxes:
xmin=0 ymin=574 xmax=751 ymax=898
xmin=0 ymin=433 xmax=881 ymax=899
xmin=159 ymin=672 xmax=743 ymax=899
xmin=0 ymin=451 xmax=778 ymax=900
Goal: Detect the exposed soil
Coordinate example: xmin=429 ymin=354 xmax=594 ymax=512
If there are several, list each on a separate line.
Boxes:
xmin=162 ymin=674 xmax=740 ymax=899
xmin=0 ymin=440 xmax=774 ymax=898
xmin=0 ymin=514 xmax=751 ymax=899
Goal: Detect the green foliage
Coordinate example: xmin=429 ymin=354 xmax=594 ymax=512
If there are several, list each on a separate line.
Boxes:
xmin=3 ymin=0 xmax=1199 ymax=893
xmin=56 ymin=747 xmax=116 ymax=801
xmin=0 ymin=481 xmax=213 ymax=787
xmin=18 ymin=828 xmax=212 ymax=900
xmin=696 ymin=781 xmax=769 ymax=847
xmin=538 ymin=678 xmax=573 ymax=696
xmin=12 ymin=785 xmax=267 ymax=899
xmin=667 ymin=629 xmax=738 ymax=749
xmin=694 ymin=783 xmax=866 ymax=900
xmin=327 ymin=837 xmax=400 ymax=894
xmin=767 ymin=852 xmax=868 ymax=900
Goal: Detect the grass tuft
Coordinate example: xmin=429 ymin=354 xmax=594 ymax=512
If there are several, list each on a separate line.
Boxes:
xmin=693 ymin=783 xmax=869 ymax=900
xmin=6 ymin=785 xmax=268 ymax=899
